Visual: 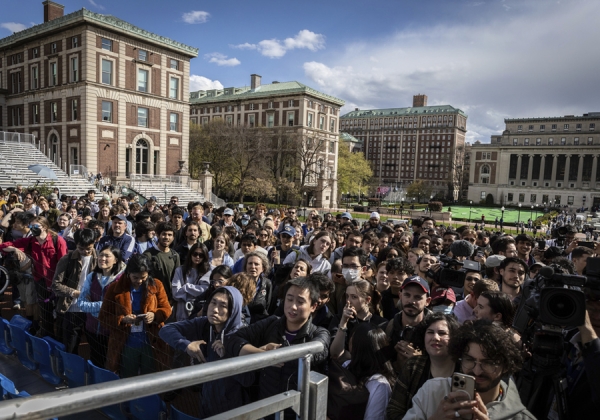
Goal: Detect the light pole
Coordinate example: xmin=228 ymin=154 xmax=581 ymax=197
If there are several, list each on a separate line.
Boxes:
xmin=501 ymin=206 xmax=505 ymax=231
xmin=429 ymin=194 xmax=434 ymax=217
xmin=469 ymin=200 xmax=473 ymax=225
xmin=518 ymin=203 xmax=522 ymax=225
xmin=345 ymin=191 xmax=349 ymax=211
xmin=401 ymin=198 xmax=404 ymax=219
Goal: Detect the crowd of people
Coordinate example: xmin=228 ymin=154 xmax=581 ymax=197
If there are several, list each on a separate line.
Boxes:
xmin=0 ymin=185 xmax=599 ymax=419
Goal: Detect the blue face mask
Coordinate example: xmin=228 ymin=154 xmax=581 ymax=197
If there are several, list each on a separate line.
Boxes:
xmin=432 ymin=305 xmax=454 ymax=315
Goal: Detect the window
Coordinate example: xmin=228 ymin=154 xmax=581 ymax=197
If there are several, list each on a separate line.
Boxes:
xmin=554 ymin=195 xmax=561 ymax=205
xmin=307 ymin=113 xmax=313 ymax=128
xmin=102 ymin=101 xmax=112 ymax=122
xmin=70 ymin=56 xmax=78 ymax=82
xmin=508 ymin=193 xmax=514 ymax=202
xmin=70 ymin=147 xmax=78 ymax=165
xmin=480 ymin=191 xmax=486 ymax=199
xmin=513 ymin=138 xmax=518 ymax=145
xmin=517 ymin=125 xmax=522 ymax=132
xmin=288 ymin=99 xmax=294 ymax=107
xmin=201 ymin=116 xmax=208 ymax=125
xmin=531 ymin=194 xmax=537 ymax=203
xmin=50 ymin=62 xmax=58 ymax=86
xmin=564 ymin=124 xmax=569 ymax=130
xmin=138 ymin=69 xmax=148 ymax=92
xmin=536 ymin=138 xmax=541 ymax=145
xmin=590 ymin=123 xmax=596 ymax=131
xmin=249 ymin=103 xmax=255 ymax=111
xmin=51 ymin=102 xmax=58 ymax=122
xmin=101 ymin=38 xmax=112 ymax=51
xmin=524 ymin=138 xmax=529 ymax=145
xmin=568 ymin=196 xmax=574 ymax=205
xmin=552 ymin=124 xmax=557 ymax=131
xmin=319 ymin=115 xmax=325 ymax=130
xmin=549 ymin=138 xmax=554 ymax=145
xmin=138 ymin=50 xmax=147 ymax=61
xmin=72 ymin=36 xmax=78 ymax=48
xmin=519 ymin=193 xmax=525 ymax=203
xmin=330 ymin=118 xmax=336 ymax=132
xmin=33 ymin=48 xmax=39 ymax=58
xmin=288 ymin=111 xmax=295 ymax=127
xmin=528 ymin=125 xmax=533 ymax=131
xmin=169 ymin=113 xmax=178 ymax=131
xmin=71 ymin=99 xmax=78 ymax=120
xmin=268 ymin=101 xmax=273 ymax=109
xmin=51 ymin=42 xmax=57 ymax=54
xmin=330 ymin=141 xmax=335 ymax=153
xmin=561 ymin=137 xmax=566 ymax=145
xmin=225 ymin=115 xmax=233 ymax=125
xmin=267 ymin=114 xmax=274 ymax=128
xmin=31 ymin=66 xmax=39 ymax=89
xmin=101 ymin=59 xmax=112 ymax=85
xmin=138 ymin=107 xmax=149 ymax=127
xmin=588 ymin=137 xmax=593 ymax=145
xmin=540 ymin=125 xmax=545 ymax=131
xmin=169 ymin=77 xmax=179 ymax=99
xmin=170 ymin=59 xmax=178 ymax=70
xmin=574 ymin=137 xmax=579 ymax=145
xmin=248 ymin=114 xmax=255 ymax=127
xmin=576 ymin=123 xmax=582 ymax=131
xmin=32 ymin=104 xmax=39 ymax=124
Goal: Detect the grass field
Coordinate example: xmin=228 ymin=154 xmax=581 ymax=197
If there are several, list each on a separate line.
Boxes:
xmin=446 ymin=206 xmax=545 ymax=224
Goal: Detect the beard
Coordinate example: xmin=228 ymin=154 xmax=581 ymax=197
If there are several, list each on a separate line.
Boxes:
xmin=474 ymin=372 xmax=503 ymax=393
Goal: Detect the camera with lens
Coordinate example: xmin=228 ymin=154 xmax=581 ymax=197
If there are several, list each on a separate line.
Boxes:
xmin=428 ymin=256 xmax=480 ymax=288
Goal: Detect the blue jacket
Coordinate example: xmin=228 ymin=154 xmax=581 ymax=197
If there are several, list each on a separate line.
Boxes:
xmin=97 ymin=233 xmax=136 ymax=263
xmin=159 ymin=286 xmax=253 ymax=417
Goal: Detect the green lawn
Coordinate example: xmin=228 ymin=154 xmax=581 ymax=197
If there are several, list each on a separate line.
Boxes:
xmin=444 ymin=206 xmax=546 ymax=224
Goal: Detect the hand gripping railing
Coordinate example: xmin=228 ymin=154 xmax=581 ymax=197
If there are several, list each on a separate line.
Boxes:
xmin=0 ymin=341 xmax=326 ymax=420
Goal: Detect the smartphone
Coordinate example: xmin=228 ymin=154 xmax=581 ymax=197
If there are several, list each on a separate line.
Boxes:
xmin=578 ymin=241 xmax=595 ymax=250
xmin=134 ymin=313 xmax=146 ymax=325
xmin=451 ymin=372 xmax=475 ymax=419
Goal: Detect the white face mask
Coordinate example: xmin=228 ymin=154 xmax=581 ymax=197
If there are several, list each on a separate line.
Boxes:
xmin=342 ymin=268 xmax=360 ymax=285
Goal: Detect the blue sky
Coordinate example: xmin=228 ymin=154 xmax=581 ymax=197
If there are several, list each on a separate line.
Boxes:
xmin=2 ymin=0 xmax=600 ymax=143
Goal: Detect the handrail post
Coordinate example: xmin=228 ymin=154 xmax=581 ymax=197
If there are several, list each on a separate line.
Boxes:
xmin=298 ymin=354 xmax=311 ymax=419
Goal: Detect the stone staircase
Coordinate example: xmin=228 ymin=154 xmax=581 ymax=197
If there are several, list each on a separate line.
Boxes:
xmin=128 ymin=175 xmax=226 ymax=207
xmin=0 ymin=132 xmax=97 ymax=197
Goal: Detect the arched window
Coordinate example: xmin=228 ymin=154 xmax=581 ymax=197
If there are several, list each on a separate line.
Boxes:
xmin=135 ymin=139 xmax=149 ymax=174
xmin=480 ymin=164 xmax=490 ymax=184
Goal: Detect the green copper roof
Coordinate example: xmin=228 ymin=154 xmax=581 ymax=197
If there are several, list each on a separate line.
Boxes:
xmin=0 ymin=8 xmax=198 ymax=56
xmin=190 ymin=81 xmax=345 ymax=106
xmin=340 ymin=132 xmax=362 ymax=143
xmin=341 ymin=105 xmax=467 ymax=119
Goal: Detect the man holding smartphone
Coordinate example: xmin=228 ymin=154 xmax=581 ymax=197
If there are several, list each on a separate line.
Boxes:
xmin=403 ymin=320 xmax=534 ymax=420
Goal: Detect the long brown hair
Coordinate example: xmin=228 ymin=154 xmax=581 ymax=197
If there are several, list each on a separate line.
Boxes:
xmin=32 ymin=216 xmax=58 ymax=238
xmin=306 ymin=231 xmax=334 ymax=259
xmin=228 ymin=272 xmax=256 ymax=306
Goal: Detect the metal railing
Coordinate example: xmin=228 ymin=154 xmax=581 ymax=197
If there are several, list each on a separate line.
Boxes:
xmin=69 ymin=164 xmax=90 ymax=181
xmin=0 ymin=131 xmax=37 ymax=145
xmin=129 ymin=174 xmax=185 ymax=184
xmin=0 ymin=341 xmax=327 ymax=420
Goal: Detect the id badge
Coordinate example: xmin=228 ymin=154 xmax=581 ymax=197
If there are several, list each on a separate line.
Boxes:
xmin=131 ymin=322 xmax=143 ymax=333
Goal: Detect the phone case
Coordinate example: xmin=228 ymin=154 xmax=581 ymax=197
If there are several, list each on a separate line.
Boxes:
xmin=451 ymin=373 xmax=475 ymax=420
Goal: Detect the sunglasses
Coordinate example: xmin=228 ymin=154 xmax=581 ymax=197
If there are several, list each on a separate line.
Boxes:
xmin=191 ymin=253 xmax=204 ymax=258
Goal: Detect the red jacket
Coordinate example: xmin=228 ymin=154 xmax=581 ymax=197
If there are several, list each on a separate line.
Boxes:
xmin=0 ymin=235 xmax=67 ymax=287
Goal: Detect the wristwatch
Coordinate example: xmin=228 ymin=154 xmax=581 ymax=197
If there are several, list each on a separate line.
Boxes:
xmin=338 ymin=325 xmax=348 ymax=332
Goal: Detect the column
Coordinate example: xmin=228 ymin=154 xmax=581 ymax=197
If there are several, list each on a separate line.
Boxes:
xmin=540 ymin=155 xmax=546 ymax=183
xmin=577 ymin=155 xmax=584 ymax=188
xmin=564 ymin=155 xmax=571 ymax=184
xmin=551 ymin=155 xmax=558 ymax=184
xmin=592 ymin=155 xmax=598 ymax=187
xmin=516 ymin=154 xmax=522 ymax=181
xmin=527 ymin=155 xmax=534 ymax=186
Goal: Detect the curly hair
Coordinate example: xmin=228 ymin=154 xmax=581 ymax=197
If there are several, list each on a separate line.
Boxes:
xmin=385 ymin=256 xmax=415 ymax=276
xmin=228 ymin=272 xmax=256 ymax=306
xmin=448 ymin=319 xmax=523 ymax=376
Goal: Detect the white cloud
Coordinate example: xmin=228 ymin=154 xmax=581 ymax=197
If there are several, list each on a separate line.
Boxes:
xmin=204 ymin=53 xmax=241 ymax=67
xmin=302 ymin=1 xmax=600 ymax=144
xmin=88 ymin=0 xmax=105 ymax=10
xmin=231 ymin=29 xmax=325 ymax=58
xmin=0 ymin=22 xmax=27 ymax=33
xmin=182 ymin=11 xmax=210 ymax=24
xmin=189 ymin=75 xmax=224 ymax=91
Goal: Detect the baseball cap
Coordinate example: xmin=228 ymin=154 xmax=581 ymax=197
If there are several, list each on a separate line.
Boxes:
xmin=401 ymin=275 xmax=430 ymax=294
xmin=49 ymin=193 xmax=58 ymax=200
xmin=485 ymin=255 xmax=506 ymax=268
xmin=430 ymin=287 xmax=456 ymax=304
xmin=242 ymin=214 xmax=250 ymax=220
xmin=530 ymin=261 xmax=546 ymax=269
xmin=111 ymin=214 xmax=128 ymax=222
xmin=370 ymin=212 xmax=380 ymax=219
xmin=341 ymin=212 xmax=353 ymax=220
xmin=280 ymin=225 xmax=296 ymax=237
xmin=223 ymin=208 xmax=234 ymax=216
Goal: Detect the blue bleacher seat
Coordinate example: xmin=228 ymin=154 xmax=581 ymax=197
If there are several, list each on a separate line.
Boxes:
xmin=0 ymin=317 xmax=14 ymax=355
xmin=7 ymin=321 xmax=37 ymax=371
xmin=0 ymin=373 xmax=17 ymax=399
xmin=57 ymin=349 xmax=87 ymax=388
xmin=170 ymin=406 xmax=200 ymax=420
xmin=9 ymin=314 xmax=32 ymax=330
xmin=129 ymin=394 xmax=167 ymax=420
xmin=30 ymin=335 xmax=65 ymax=385
xmin=87 ymin=360 xmax=128 ymax=420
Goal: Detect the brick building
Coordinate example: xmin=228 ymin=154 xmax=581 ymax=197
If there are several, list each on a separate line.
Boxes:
xmin=0 ymin=1 xmax=198 ymax=181
xmin=189 ymin=75 xmax=344 ymax=208
xmin=340 ymin=94 xmax=468 ymax=200
xmin=468 ymin=112 xmax=600 ymax=208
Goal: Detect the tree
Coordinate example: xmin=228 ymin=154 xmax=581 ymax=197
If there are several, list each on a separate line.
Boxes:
xmin=406 ymin=180 xmax=434 ymax=203
xmin=337 ymin=144 xmax=373 ymax=197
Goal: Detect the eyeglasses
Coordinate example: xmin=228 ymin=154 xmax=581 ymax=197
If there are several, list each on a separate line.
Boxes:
xmin=459 ymin=356 xmax=499 ymax=374
xmin=342 ymin=264 xmax=361 ymax=270
xmin=464 ymin=237 xmax=476 ymax=243
xmin=191 ymin=253 xmax=204 ymax=258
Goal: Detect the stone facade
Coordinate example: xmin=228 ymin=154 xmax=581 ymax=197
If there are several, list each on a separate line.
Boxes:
xmin=0 ymin=5 xmax=197 ymax=182
xmin=468 ymin=112 xmax=600 ymax=208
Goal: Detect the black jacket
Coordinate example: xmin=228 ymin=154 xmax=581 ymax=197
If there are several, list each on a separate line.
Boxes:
xmin=226 ymin=315 xmax=330 ymax=405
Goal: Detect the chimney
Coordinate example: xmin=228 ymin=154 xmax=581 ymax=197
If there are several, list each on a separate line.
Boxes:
xmin=413 ymin=94 xmax=428 ymax=107
xmin=43 ymin=1 xmax=65 ymax=23
xmin=355 ymin=108 xmax=360 ymax=111
xmin=250 ymin=74 xmax=261 ymax=89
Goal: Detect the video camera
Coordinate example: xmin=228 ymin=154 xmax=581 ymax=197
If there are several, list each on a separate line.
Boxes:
xmin=550 ymin=225 xmax=574 ymax=249
xmin=428 ymin=256 xmax=480 ymax=288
